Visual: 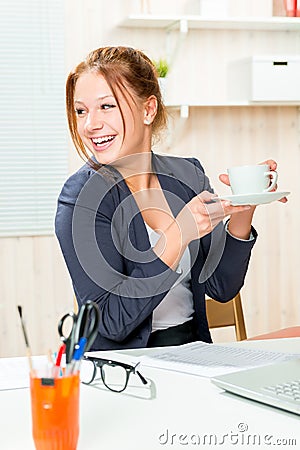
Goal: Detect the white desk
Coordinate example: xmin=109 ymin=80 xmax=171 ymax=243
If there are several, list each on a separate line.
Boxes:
xmin=1 ymin=338 xmax=299 ymax=450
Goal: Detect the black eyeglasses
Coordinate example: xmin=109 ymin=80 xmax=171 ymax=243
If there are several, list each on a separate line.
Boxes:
xmin=81 ymin=356 xmax=148 ymax=393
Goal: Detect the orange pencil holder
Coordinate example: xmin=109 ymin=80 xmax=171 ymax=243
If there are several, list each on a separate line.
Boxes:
xmin=30 ymin=374 xmax=80 ymax=450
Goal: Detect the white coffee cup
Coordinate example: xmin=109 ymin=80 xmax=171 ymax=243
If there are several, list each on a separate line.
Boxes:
xmin=227 ymin=164 xmax=278 ymax=195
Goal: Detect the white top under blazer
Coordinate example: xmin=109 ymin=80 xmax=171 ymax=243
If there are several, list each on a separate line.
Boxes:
xmin=145 ymin=223 xmax=194 ymax=331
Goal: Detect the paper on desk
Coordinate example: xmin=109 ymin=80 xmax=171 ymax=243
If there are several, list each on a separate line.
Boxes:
xmin=0 ymin=355 xmax=48 ymax=390
xmin=140 ymin=341 xmax=300 ymax=378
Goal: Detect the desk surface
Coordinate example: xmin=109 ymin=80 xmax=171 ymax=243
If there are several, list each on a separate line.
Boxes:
xmin=1 ymin=338 xmax=299 ymax=450
xmin=248 ymin=326 xmax=300 ymax=340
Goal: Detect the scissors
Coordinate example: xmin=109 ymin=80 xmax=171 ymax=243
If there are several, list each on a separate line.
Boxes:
xmin=58 ymin=300 xmax=100 ymax=364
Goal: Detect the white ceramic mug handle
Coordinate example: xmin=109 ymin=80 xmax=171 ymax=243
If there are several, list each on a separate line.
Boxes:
xmin=264 ymin=170 xmax=278 ymax=192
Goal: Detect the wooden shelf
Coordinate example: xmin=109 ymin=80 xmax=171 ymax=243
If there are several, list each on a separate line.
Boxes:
xmin=120 ymin=14 xmax=300 ymax=32
xmin=166 ymin=102 xmax=300 ymax=107
xmin=166 ymin=103 xmax=300 ymax=118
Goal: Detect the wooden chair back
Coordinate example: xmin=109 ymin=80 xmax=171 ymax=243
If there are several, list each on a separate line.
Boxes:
xmin=206 ymin=292 xmax=247 ymax=341
xmin=73 ymin=295 xmax=78 ymax=314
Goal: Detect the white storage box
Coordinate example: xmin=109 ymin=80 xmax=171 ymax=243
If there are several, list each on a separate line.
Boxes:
xmin=199 ymin=0 xmax=228 ymax=17
xmin=228 ymin=56 xmax=300 ymax=103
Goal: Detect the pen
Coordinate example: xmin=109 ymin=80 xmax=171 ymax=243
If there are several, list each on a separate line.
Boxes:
xmin=52 ymin=343 xmax=66 ymax=378
xmin=66 ymin=337 xmax=87 ymax=375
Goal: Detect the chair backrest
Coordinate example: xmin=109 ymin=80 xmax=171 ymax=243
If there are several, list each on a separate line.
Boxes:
xmin=206 ymin=292 xmax=247 ymax=341
xmin=73 ymin=295 xmax=78 ymax=314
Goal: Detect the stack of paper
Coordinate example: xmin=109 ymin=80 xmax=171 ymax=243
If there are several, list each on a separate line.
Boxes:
xmin=0 ymin=355 xmax=48 ymax=390
xmin=140 ymin=341 xmax=300 ymax=377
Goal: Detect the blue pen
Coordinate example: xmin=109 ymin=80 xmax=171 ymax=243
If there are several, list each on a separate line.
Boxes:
xmin=67 ymin=337 xmax=87 ymax=375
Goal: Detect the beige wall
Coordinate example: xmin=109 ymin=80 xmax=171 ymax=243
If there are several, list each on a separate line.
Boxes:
xmin=2 ymin=0 xmax=299 ymax=357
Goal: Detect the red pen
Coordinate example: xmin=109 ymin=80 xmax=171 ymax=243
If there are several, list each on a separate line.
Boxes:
xmin=52 ymin=343 xmax=66 ymax=378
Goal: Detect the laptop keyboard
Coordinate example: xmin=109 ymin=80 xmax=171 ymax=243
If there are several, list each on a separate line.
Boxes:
xmin=263 ymin=380 xmax=300 ymax=402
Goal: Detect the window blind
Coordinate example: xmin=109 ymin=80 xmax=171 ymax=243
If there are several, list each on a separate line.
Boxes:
xmin=0 ymin=0 xmax=68 ymax=236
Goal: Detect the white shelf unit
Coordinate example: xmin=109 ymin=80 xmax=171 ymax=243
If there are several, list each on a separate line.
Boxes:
xmin=120 ymin=15 xmax=300 ymax=115
xmin=120 ymin=14 xmax=300 ymax=32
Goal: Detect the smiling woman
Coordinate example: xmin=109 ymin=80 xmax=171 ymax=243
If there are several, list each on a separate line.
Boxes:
xmin=54 ymin=45 xmax=280 ymax=351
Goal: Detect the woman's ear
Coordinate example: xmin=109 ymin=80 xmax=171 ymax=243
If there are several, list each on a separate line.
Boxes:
xmin=143 ymin=95 xmax=157 ymax=125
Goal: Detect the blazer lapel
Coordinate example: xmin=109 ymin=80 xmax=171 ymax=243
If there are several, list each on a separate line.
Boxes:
xmin=152 ymin=153 xmax=195 ymax=216
xmin=114 ymin=153 xmax=198 ymax=255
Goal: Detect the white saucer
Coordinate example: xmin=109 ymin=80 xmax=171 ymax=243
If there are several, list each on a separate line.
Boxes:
xmin=219 ymin=191 xmax=290 ymax=206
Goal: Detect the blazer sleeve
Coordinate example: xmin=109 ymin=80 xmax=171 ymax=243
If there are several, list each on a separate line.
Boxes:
xmin=55 ymin=168 xmax=180 ymax=342
xmin=190 ymin=157 xmax=257 ymax=302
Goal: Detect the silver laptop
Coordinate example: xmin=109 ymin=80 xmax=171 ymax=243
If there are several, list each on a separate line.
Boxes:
xmin=211 ymin=359 xmax=300 ymax=415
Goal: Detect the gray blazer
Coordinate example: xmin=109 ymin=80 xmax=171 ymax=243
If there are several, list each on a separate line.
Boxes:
xmin=55 ymin=153 xmax=257 ymax=350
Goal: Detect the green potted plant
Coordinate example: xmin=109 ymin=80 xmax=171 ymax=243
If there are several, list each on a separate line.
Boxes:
xmin=152 ymin=58 xmax=170 ymax=78
xmin=152 ymin=58 xmax=170 ymax=101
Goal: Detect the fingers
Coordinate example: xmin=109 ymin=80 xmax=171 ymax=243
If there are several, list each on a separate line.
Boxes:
xmin=278 ymin=196 xmax=288 ymax=203
xmin=193 ymin=194 xmax=225 ymax=228
xmin=197 ymin=195 xmax=251 ymax=225
xmin=259 ymin=161 xmax=287 ymax=203
xmin=259 ymin=159 xmax=277 ymax=171
xmin=197 ymin=192 xmax=251 ymax=216
xmin=180 ymin=192 xmax=252 ymax=243
xmin=268 ymin=182 xmax=277 ymax=192
xmin=198 ymin=191 xmax=218 ymax=202
xmin=178 ymin=193 xmax=223 ymax=241
xmin=219 ymin=173 xmax=230 ymax=186
xmin=221 ymin=201 xmax=251 ymax=214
